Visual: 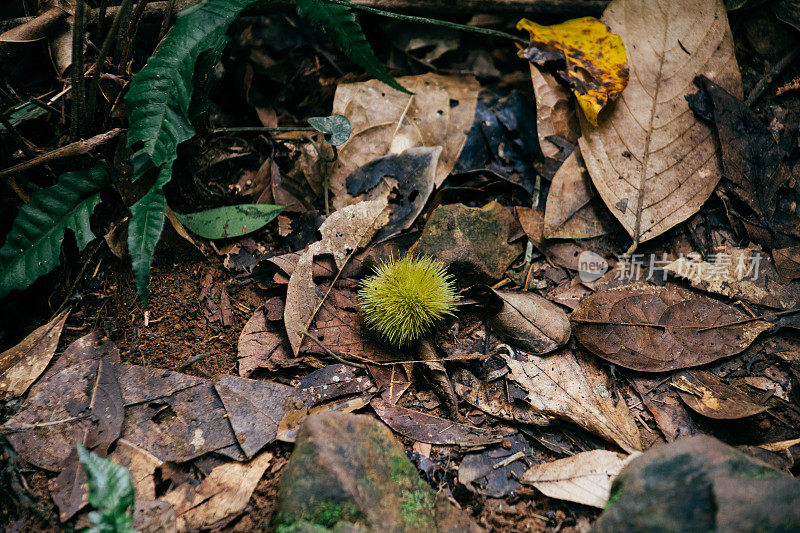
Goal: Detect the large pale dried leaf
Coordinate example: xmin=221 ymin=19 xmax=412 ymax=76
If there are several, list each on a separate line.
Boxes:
xmin=665 ymin=247 xmax=800 ymax=309
xmin=518 ymin=16 xmax=628 ymax=126
xmin=161 ymin=451 xmax=272 ymax=531
xmin=487 ymin=290 xmax=571 ymax=354
xmin=0 ymin=308 xmax=69 ymax=399
xmin=572 ymin=283 xmax=771 ymax=372
xmin=521 ymin=449 xmax=632 ymax=508
xmin=529 ymin=66 xmax=580 ymax=161
xmin=579 ymin=0 xmax=742 ymax=249
xmin=504 ymin=351 xmax=641 ymax=452
xmin=543 ymin=148 xmax=616 ymax=239
xmin=284 ymin=198 xmax=389 ymax=355
xmin=672 ymin=370 xmax=767 ymax=419
xmin=329 ymin=73 xmax=479 ymax=208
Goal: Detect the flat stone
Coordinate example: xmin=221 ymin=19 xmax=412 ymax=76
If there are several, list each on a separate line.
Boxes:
xmin=276 ymin=412 xmax=481 ymax=532
xmin=410 ymin=201 xmax=522 ymax=283
xmin=594 ymin=435 xmax=800 ymax=533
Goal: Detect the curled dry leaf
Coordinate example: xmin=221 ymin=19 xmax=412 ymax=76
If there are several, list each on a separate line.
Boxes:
xmin=284 ymin=198 xmax=390 ymax=356
xmin=573 ymin=283 xmax=772 ymax=372
xmin=529 ymin=66 xmax=580 ymax=161
xmin=521 ymin=449 xmax=633 ymax=508
xmin=579 ymin=0 xmax=742 ymax=249
xmin=543 ymin=147 xmax=616 ymax=239
xmin=518 ymin=16 xmax=628 ymax=126
xmin=487 ymin=290 xmax=571 ymax=354
xmin=0 ymin=308 xmax=69 ymax=399
xmin=504 ymin=351 xmax=641 ymax=452
xmin=370 ymin=398 xmax=508 ymax=446
xmin=329 ymin=73 xmax=479 ymax=208
xmin=671 ymin=370 xmax=767 ymax=420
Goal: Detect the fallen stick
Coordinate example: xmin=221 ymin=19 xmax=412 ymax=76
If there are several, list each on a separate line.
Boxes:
xmin=1 ymin=0 xmax=608 ymax=31
xmin=0 ymin=128 xmax=123 ymax=180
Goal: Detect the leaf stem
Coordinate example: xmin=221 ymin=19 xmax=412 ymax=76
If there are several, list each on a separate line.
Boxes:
xmin=324 ymin=0 xmax=528 ymax=45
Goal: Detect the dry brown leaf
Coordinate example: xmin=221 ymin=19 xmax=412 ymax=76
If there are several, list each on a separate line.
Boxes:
xmin=579 ymin=0 xmax=742 ymax=250
xmin=504 ymin=351 xmax=641 ymax=452
xmin=329 ymin=73 xmax=479 ymax=208
xmin=529 ymin=65 xmax=580 ymax=161
xmin=487 ymin=290 xmax=571 ymax=354
xmin=284 ymin=198 xmax=389 ymax=356
xmin=572 ymin=283 xmax=771 ymax=372
xmin=0 ymin=308 xmax=69 ymax=399
xmin=453 ymin=368 xmax=550 ymax=426
xmin=672 ymin=370 xmax=767 ymax=419
xmin=517 ymin=207 xmax=599 ymax=271
xmin=665 ymin=247 xmax=800 ymax=309
xmin=543 ymin=147 xmax=616 ymax=239
xmin=630 ymin=376 xmax=698 ymax=442
xmin=161 ymin=451 xmax=272 ymax=531
xmin=773 ymin=245 xmax=800 ymax=282
xmin=521 ymin=449 xmax=633 ymax=508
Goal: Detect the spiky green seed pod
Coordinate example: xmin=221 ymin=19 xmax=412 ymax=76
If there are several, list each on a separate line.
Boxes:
xmin=359 ymin=255 xmax=458 ymax=346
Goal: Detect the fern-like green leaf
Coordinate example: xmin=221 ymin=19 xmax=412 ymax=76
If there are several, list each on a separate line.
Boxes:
xmin=0 ymin=165 xmax=109 ymax=298
xmin=296 ymin=0 xmax=407 ymax=93
xmin=127 ymin=166 xmax=171 ymax=303
xmin=77 ymin=443 xmax=136 ymax=533
xmin=125 ymin=0 xmax=257 ymax=179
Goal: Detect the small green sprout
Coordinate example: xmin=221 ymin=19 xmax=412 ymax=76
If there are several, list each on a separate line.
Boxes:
xmin=358 ymin=255 xmax=458 ymax=346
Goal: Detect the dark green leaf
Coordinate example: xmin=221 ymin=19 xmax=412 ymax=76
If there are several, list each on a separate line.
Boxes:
xmin=127 ymin=166 xmax=171 ymax=304
xmin=175 ymin=203 xmax=284 ymax=239
xmin=125 ymin=0 xmax=258 ymax=180
xmin=296 ymin=0 xmax=407 ymax=93
xmin=0 ymin=165 xmax=109 ymax=298
xmin=77 ymin=443 xmax=136 ymax=533
xmin=0 ymin=101 xmax=47 ymax=132
xmin=308 ymin=114 xmax=351 ymax=146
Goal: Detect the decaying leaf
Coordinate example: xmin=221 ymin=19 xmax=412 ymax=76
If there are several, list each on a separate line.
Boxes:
xmin=284 ymin=198 xmax=389 ymax=355
xmin=521 ymin=449 xmax=632 ymax=508
xmin=161 ymin=451 xmax=272 ymax=530
xmin=487 ymin=290 xmax=571 ymax=354
xmin=237 ymin=307 xmax=310 ymax=375
xmin=543 ymin=148 xmax=616 ymax=239
xmin=572 ymin=283 xmax=771 ymax=372
xmin=630 ymin=377 xmax=698 ymax=442
xmin=688 ymin=76 xmax=800 ymax=257
xmin=672 ymin=370 xmax=767 ymax=419
xmin=517 ymin=207 xmax=596 ymax=271
xmin=453 ymin=368 xmax=550 ymax=426
xmin=458 ymin=434 xmax=531 ymax=498
xmin=665 ymin=247 xmax=800 ymax=309
xmin=518 ymin=16 xmax=628 ymax=126
xmin=371 ymin=398 xmax=508 ymax=446
xmin=329 ymin=73 xmax=479 ymax=208
xmin=529 ymin=66 xmax=580 ymax=161
xmin=0 ymin=308 xmax=69 ymax=399
xmin=504 ymin=351 xmax=641 ymax=452
xmin=579 ymin=0 xmax=742 ymax=249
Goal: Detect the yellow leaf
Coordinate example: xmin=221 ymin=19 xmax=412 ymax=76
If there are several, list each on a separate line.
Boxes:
xmin=518 ymin=17 xmax=628 ymax=126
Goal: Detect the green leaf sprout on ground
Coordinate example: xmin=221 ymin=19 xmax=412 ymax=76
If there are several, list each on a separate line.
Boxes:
xmin=77 ymin=443 xmax=136 ymax=533
xmin=359 ymin=255 xmax=458 ymax=346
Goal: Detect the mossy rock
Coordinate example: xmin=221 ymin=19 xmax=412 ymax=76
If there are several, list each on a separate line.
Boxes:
xmin=594 ymin=435 xmax=800 ymax=532
xmin=410 ymin=201 xmax=522 ymax=283
xmin=276 ymin=412 xmax=480 ymax=532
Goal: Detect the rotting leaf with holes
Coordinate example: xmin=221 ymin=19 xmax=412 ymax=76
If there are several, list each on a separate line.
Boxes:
xmin=504 ymin=351 xmax=641 ymax=452
xmin=518 ymin=16 xmax=628 ymax=126
xmin=284 ymin=198 xmax=390 ymax=356
xmin=578 ymin=0 xmax=742 ymax=251
xmin=307 ymin=114 xmax=351 ymax=146
xmin=572 ymin=283 xmax=772 ymax=372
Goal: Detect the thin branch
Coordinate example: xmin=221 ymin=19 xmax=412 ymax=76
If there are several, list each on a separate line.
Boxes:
xmin=69 ymin=0 xmax=88 ymax=140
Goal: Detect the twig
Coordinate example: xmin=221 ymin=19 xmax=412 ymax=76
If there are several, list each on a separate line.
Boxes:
xmin=745 ymin=47 xmax=800 ymax=106
xmin=206 ymin=126 xmax=318 ymax=134
xmin=86 ymin=0 xmax=136 ymax=126
xmin=0 ymin=128 xmax=123 ymax=179
xmin=69 ymin=0 xmax=88 ymax=140
xmin=118 ymin=0 xmax=151 ymax=75
xmin=156 ymin=0 xmax=178 ymax=42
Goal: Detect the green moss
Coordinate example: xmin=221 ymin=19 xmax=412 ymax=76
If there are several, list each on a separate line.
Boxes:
xmin=604 ymin=482 xmax=623 ymax=511
xmin=275 ymin=501 xmax=363 ymax=532
xmin=399 ymin=488 xmax=435 ymax=530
